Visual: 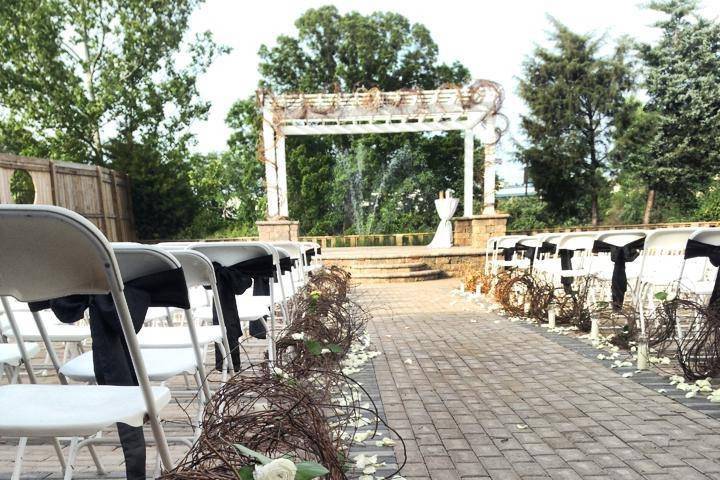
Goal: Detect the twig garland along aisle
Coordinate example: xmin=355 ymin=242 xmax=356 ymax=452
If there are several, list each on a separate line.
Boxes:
xmin=162 ymin=267 xmax=406 ymax=480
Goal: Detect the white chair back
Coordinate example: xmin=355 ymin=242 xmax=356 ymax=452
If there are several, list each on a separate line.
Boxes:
xmin=0 ymin=205 xmax=173 ymax=469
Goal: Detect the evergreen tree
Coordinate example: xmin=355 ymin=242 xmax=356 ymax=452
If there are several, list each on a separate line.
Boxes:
xmin=638 ymin=0 xmax=720 ymax=219
xmin=517 ymin=19 xmax=633 ymax=225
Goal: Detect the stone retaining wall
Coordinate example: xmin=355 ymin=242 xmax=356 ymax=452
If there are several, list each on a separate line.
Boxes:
xmin=325 ymin=252 xmax=487 ymax=278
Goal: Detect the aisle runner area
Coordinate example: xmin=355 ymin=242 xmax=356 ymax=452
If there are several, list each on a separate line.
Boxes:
xmin=361 ymin=278 xmax=720 ymax=480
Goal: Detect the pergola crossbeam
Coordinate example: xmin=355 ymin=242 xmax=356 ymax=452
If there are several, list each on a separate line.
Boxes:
xmin=259 ymin=80 xmax=503 ymax=219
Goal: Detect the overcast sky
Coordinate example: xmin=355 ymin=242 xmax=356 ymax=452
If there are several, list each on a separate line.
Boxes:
xmin=187 ymin=0 xmax=720 ymax=185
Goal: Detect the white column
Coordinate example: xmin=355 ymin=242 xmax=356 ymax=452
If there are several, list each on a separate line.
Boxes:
xmin=275 ymin=134 xmax=289 ymax=218
xmin=262 ymin=119 xmax=279 ymax=218
xmin=463 ymin=129 xmax=474 ymax=217
xmin=482 ymin=115 xmax=497 ymax=215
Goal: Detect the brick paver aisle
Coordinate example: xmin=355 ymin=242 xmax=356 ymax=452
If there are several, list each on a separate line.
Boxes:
xmin=361 ymin=278 xmax=720 ymax=480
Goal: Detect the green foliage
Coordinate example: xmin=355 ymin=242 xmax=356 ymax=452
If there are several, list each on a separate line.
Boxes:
xmin=695 ymin=181 xmax=720 ymax=221
xmin=0 ymin=0 xmax=226 ymax=238
xmin=517 ymin=19 xmax=634 ymax=225
xmin=638 ymin=0 xmax=720 ymax=211
xmin=108 ymin=140 xmax=197 ymax=239
xmin=9 ymin=169 xmax=35 ymax=204
xmin=500 ymin=196 xmax=551 ymax=231
xmin=247 ymin=6 xmax=472 ymax=235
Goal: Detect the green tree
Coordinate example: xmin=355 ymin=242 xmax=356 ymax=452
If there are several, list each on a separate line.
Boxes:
xmin=638 ymin=0 xmax=720 ymax=219
xmin=518 ymin=19 xmax=633 ymax=225
xmin=0 ymin=0 xmax=225 ymax=237
xmin=182 ymin=98 xmax=266 ymax=238
xmin=610 ymin=98 xmax=662 ymax=223
xmin=245 ymin=6 xmax=471 ymax=235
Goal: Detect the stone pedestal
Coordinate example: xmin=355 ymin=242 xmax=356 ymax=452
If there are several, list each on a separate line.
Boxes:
xmin=256 ymin=219 xmax=299 ymax=241
xmin=452 ymin=213 xmax=509 ymax=248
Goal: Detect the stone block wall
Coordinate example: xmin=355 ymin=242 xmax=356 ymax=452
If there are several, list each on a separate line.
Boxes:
xmin=325 ymin=252 xmax=487 ymax=278
xmin=453 ymin=214 xmax=509 ymax=248
xmin=256 ymin=220 xmax=299 ymax=241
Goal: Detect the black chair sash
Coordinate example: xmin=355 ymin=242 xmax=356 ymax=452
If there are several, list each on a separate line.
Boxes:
xmin=514 ymin=242 xmax=537 ymax=269
xmin=592 ymin=237 xmax=645 ymax=310
xmin=684 ymin=238 xmax=720 ymax=311
xmin=558 ymin=249 xmax=576 ymax=294
xmin=304 ymin=247 xmax=321 ymax=265
xmin=252 ymin=256 xmax=293 ymax=295
xmin=516 ymin=241 xmax=554 ymax=268
xmin=541 ymin=241 xmax=557 ymax=254
xmin=29 ymin=267 xmax=189 ymax=480
xmin=208 ymin=256 xmax=268 ymax=370
xmin=499 ymin=247 xmax=515 ymax=262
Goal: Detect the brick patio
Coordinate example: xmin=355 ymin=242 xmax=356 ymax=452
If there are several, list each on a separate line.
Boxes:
xmin=360 ymin=278 xmax=720 ymax=480
xmin=5 ymin=277 xmax=720 ymax=479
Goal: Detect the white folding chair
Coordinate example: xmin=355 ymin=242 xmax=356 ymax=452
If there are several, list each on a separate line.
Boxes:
xmin=671 ymin=228 xmax=720 ymax=345
xmin=57 ymin=244 xmax=210 ymax=432
xmin=272 ymin=241 xmax=309 ymax=287
xmin=189 ymin=242 xmax=283 ymax=364
xmin=551 ymin=232 xmax=598 ymax=287
xmin=636 ymin=228 xmax=697 ymax=334
xmin=489 ymin=235 xmax=528 ymax=275
xmin=1 ymin=302 xmax=91 ymax=365
xmin=0 ymin=205 xmax=173 ymax=479
xmin=588 ymin=230 xmax=647 ymax=308
xmin=148 ymin=244 xmax=236 ymax=380
xmin=300 ymin=242 xmax=323 ymax=274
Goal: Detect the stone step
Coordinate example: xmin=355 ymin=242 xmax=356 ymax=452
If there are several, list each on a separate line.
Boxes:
xmin=329 ymin=256 xmax=431 ymax=267
xmin=350 ymin=268 xmax=443 ymax=284
xmin=348 ymin=262 xmax=427 ymax=274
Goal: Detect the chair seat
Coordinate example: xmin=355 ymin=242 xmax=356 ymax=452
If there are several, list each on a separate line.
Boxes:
xmin=193 ymin=305 xmax=213 ymax=323
xmin=682 ymin=280 xmax=717 ymax=296
xmin=137 ymin=326 xmax=221 ymax=348
xmin=0 ymin=384 xmax=171 ymax=437
xmin=235 ymin=298 xmax=270 ymax=321
xmin=0 ymin=343 xmax=40 ymax=366
xmin=60 ymin=349 xmax=198 ymax=382
xmin=494 ymin=259 xmax=531 ymax=268
xmin=1 ymin=310 xmax=91 ymax=343
xmin=557 ymin=269 xmax=590 ymax=278
xmin=145 ymin=307 xmax=172 ymax=322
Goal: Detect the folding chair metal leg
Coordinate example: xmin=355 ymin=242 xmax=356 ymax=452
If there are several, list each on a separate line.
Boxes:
xmin=215 ymin=341 xmax=229 ymax=382
xmin=268 ymin=285 xmax=277 ymax=366
xmin=52 ymin=438 xmax=67 ymax=470
xmin=11 ymin=437 xmax=27 ymax=480
xmin=63 ymin=437 xmax=80 ymax=480
xmin=87 ymin=443 xmax=106 ymax=475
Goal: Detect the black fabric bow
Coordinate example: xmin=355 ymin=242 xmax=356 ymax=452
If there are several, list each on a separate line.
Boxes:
xmin=684 ymin=238 xmax=720 ymax=311
xmin=592 ymin=237 xmax=645 ymax=310
xmin=29 ymin=267 xmax=189 ymax=480
xmin=29 ymin=267 xmax=189 ymax=384
xmin=208 ymin=255 xmax=271 ymax=370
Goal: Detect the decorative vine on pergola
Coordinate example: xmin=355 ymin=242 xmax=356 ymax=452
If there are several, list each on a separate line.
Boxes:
xmin=258 ymin=80 xmax=505 ymax=221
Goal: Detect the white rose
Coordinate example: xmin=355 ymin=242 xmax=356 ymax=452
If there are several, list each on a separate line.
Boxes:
xmin=254 ymin=458 xmax=297 ymax=480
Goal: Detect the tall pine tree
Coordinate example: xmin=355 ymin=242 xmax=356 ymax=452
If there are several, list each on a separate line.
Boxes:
xmin=518 ymin=19 xmax=633 ymax=225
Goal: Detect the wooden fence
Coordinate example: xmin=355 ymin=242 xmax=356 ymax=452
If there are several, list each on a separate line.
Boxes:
xmin=0 ymin=153 xmax=136 ymax=241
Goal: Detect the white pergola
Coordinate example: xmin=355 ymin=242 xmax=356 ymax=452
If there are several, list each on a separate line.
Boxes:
xmin=259 ymin=80 xmax=503 ymax=220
